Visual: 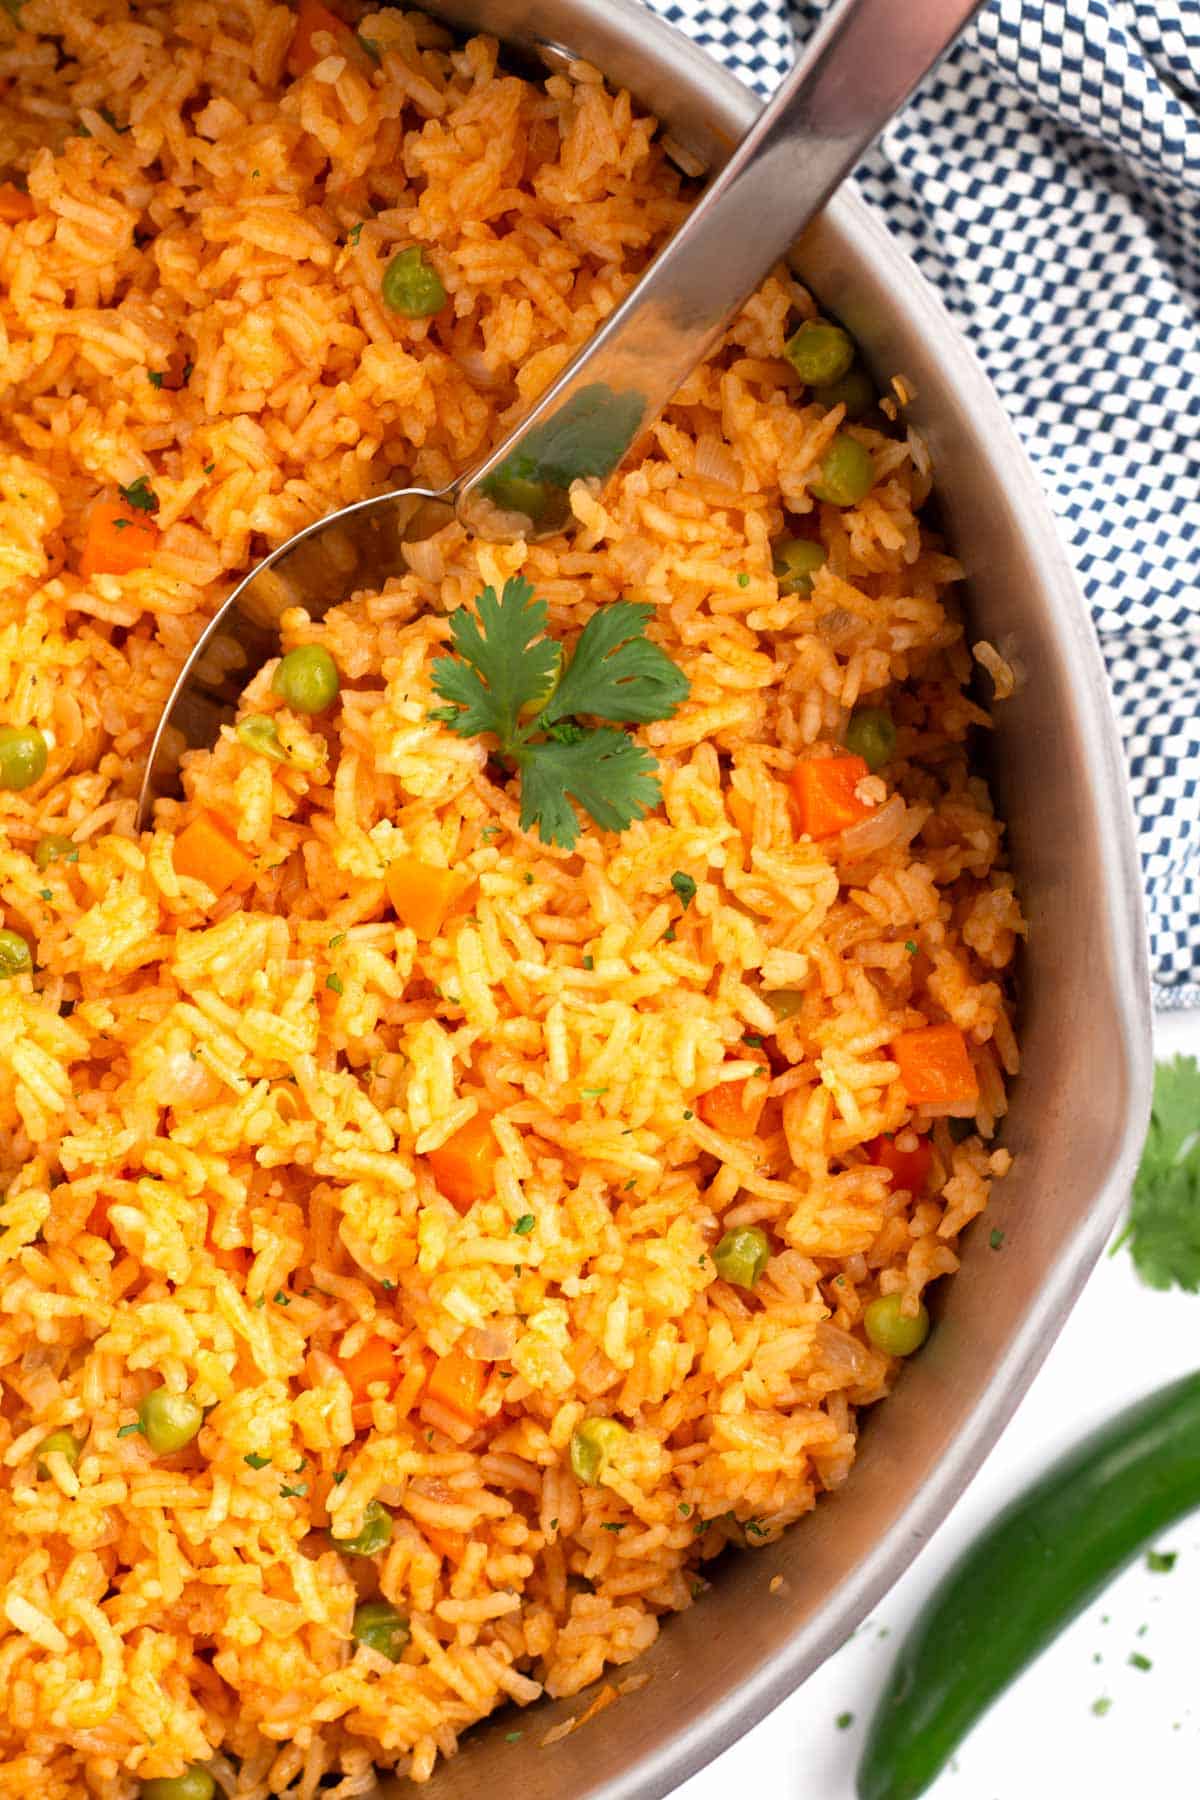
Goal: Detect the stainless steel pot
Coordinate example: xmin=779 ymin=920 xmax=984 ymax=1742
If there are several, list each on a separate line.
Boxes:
xmin=378 ymin=1 xmax=1154 ymax=1791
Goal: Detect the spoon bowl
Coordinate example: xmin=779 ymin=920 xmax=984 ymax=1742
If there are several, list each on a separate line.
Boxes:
xmin=137 ymin=0 xmax=986 ymax=826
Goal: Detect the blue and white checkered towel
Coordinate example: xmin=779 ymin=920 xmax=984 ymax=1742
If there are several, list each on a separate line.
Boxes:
xmin=648 ymin=0 xmax=1200 ymax=1009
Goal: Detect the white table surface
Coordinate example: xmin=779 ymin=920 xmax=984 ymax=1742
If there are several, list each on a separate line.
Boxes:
xmin=676 ymin=1010 xmax=1200 ymax=1800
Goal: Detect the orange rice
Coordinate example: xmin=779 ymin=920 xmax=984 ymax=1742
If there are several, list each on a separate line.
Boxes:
xmin=0 ymin=3 xmax=1023 ymax=1793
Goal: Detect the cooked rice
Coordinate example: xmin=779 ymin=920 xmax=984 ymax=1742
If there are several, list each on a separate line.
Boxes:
xmin=0 ymin=2 xmax=1024 ymax=1792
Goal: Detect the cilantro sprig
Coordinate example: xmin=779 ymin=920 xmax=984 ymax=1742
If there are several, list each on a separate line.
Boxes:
xmin=1115 ymin=1056 xmax=1200 ymax=1291
xmin=430 ymin=577 xmax=688 ymax=849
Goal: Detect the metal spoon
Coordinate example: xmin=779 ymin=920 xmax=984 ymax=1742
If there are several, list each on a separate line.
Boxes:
xmin=138 ymin=0 xmax=983 ymax=825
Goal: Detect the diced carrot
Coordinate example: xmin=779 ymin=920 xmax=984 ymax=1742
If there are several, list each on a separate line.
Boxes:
xmin=698 ymin=1073 xmax=768 ymax=1140
xmin=791 ymin=754 xmax=873 ymax=839
xmin=424 ymin=1525 xmax=466 ymax=1563
xmin=339 ymin=1336 xmax=396 ymax=1399
xmin=425 ymin=1347 xmax=485 ymax=1426
xmin=78 ymin=499 xmax=158 ymax=579
xmin=287 ymin=0 xmax=373 ymax=76
xmin=173 ymin=811 xmax=255 ymax=897
xmin=427 ymin=1111 xmax=498 ymax=1213
xmin=0 ymin=183 xmax=35 ymax=224
xmin=209 ymin=1244 xmax=250 ymax=1278
xmin=385 ymin=855 xmax=472 ymax=939
xmin=890 ymin=1023 xmax=979 ymax=1107
xmin=867 ymin=1131 xmax=933 ymax=1193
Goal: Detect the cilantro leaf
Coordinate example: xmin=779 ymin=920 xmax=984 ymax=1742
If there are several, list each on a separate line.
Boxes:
xmin=516 ymin=728 xmax=661 ymax=849
xmin=429 ymin=576 xmax=687 ymax=848
xmin=118 ymin=475 xmax=159 ymax=513
xmin=431 ymin=576 xmax=559 ymax=746
xmin=540 ymin=601 xmax=689 ymax=727
xmin=1118 ymin=1057 xmax=1200 ymax=1292
xmin=671 ymin=871 xmax=697 ymax=910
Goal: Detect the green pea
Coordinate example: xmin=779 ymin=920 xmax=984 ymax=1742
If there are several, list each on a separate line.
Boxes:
xmin=844 ymin=706 xmax=897 ymax=772
xmin=863 ymin=1292 xmax=930 ymax=1357
xmin=764 ymin=988 xmax=803 ymax=1021
xmin=271 ymin=644 xmax=340 ymax=715
xmin=332 ymin=1496 xmax=393 ymax=1557
xmin=569 ymin=1416 xmax=629 ymax=1486
xmin=34 ymin=833 xmax=78 ymax=870
xmin=138 ymin=1387 xmax=204 ymax=1454
xmin=484 ymin=471 xmax=552 ymax=526
xmin=0 ymin=724 xmax=48 ymax=790
xmin=0 ymin=929 xmax=31 ymax=978
xmin=36 ymin=1429 xmax=84 ymax=1477
xmin=139 ymin=1768 xmax=216 ymax=1800
xmin=382 ymin=246 xmax=446 ymax=317
xmin=784 ymin=320 xmax=855 ymax=387
xmin=352 ymin=1599 xmax=410 ymax=1661
xmin=236 ymin=715 xmax=288 ymax=762
xmin=809 ymin=433 xmax=875 ymax=508
xmin=772 ymin=537 xmax=825 ymax=596
xmin=712 ymin=1226 xmax=771 ymax=1291
xmin=811 ymin=364 xmax=876 ymax=421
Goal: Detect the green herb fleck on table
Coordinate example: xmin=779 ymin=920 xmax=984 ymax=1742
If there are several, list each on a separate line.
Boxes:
xmin=1129 ymin=1652 xmax=1152 ymax=1671
xmin=430 ymin=578 xmax=689 ymax=848
xmin=1147 ymin=1548 xmax=1177 ymax=1573
xmin=836 ymin=1712 xmax=855 ymax=1731
xmin=1114 ymin=1056 xmax=1200 ymax=1289
xmin=989 ymin=1228 xmax=1005 ymax=1250
xmin=1091 ymin=1697 xmax=1112 ymax=1717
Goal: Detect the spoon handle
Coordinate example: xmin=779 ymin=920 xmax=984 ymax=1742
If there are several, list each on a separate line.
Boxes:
xmin=458 ymin=0 xmax=984 ymax=534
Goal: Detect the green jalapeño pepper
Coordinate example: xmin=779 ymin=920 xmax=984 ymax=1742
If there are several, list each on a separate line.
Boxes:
xmin=858 ymin=1371 xmax=1200 ymax=1800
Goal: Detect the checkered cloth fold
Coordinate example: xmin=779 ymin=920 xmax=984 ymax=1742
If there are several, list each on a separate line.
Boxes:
xmin=646 ymin=0 xmax=1200 ymax=1008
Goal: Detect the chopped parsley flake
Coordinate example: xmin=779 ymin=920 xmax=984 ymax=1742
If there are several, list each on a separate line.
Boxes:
xmin=1129 ymin=1652 xmax=1152 ymax=1671
xmin=116 ymin=1422 xmax=142 ymax=1438
xmin=513 ymin=1214 xmax=535 ymax=1235
xmin=1147 ymin=1549 xmax=1177 ymax=1573
xmin=670 ymin=871 xmax=697 ymax=910
xmin=328 ymin=932 xmax=347 ymax=948
xmin=244 ymin=1452 xmax=270 ymax=1469
xmin=836 ymin=1712 xmax=855 ymax=1731
xmin=989 ymin=1228 xmax=1005 ymax=1250
xmin=325 ymin=973 xmax=343 ymax=995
